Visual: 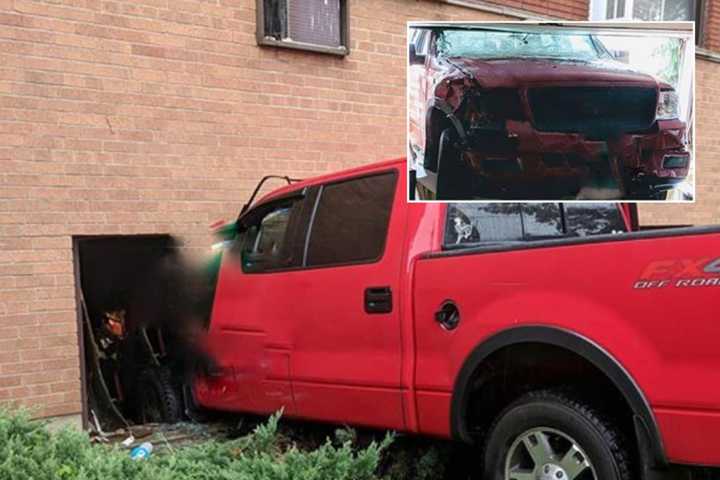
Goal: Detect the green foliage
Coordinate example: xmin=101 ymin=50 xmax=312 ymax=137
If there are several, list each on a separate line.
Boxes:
xmin=382 ymin=440 xmax=452 ymax=480
xmin=0 ymin=409 xmax=393 ymax=480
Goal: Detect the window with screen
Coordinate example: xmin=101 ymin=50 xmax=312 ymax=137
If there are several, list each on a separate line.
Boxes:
xmin=258 ymin=0 xmax=348 ymax=55
xmin=305 ymin=172 xmax=397 ymax=267
xmin=444 ymin=203 xmax=623 ymax=248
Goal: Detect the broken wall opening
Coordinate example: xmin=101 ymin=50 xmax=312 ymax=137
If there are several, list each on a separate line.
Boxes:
xmin=74 ymin=235 xmax=199 ymax=433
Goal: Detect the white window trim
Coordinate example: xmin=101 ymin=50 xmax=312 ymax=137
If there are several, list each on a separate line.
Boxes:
xmin=591 ymin=0 xmax=692 ymax=21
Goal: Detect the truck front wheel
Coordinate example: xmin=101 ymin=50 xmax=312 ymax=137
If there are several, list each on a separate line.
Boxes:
xmin=482 ymin=390 xmax=632 ymax=480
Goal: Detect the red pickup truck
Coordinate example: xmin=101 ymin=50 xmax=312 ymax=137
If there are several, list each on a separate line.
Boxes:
xmin=408 ymin=26 xmax=691 ymax=200
xmin=195 ymin=159 xmax=720 ymax=480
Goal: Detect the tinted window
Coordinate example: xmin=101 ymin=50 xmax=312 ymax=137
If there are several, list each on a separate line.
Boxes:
xmin=445 ymin=203 xmax=563 ymax=246
xmin=565 ymin=203 xmax=626 ymax=236
xmin=238 ymin=196 xmax=308 ymax=273
xmin=306 ymin=172 xmax=397 ymax=267
xmin=521 ymin=204 xmax=564 ymax=238
xmin=446 ymin=204 xmax=522 ymax=245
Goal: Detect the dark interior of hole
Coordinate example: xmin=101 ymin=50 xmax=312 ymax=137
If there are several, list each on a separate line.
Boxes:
xmin=76 ymin=235 xmax=215 ymax=431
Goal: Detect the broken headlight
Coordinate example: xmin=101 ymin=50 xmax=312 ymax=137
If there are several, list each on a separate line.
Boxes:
xmin=656 ymin=90 xmax=679 ymax=120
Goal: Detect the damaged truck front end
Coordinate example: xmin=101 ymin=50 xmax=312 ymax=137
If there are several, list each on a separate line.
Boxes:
xmin=414 ymin=29 xmax=690 ymax=200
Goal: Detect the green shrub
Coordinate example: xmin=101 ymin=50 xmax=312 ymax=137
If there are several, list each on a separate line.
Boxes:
xmin=0 ymin=409 xmax=393 ymax=480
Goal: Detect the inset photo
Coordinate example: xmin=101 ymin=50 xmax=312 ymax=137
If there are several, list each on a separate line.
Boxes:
xmin=408 ymin=21 xmax=695 ymax=201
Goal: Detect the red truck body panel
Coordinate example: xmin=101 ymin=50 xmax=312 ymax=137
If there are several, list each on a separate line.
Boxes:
xmin=196 ymin=158 xmax=720 ymax=467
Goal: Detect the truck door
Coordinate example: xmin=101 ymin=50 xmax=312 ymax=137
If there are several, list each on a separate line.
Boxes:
xmin=199 ymin=188 xmax=317 ymax=416
xmin=289 ymin=168 xmax=406 ymax=430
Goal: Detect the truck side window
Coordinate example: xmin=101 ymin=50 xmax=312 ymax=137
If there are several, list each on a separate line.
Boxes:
xmin=238 ymin=197 xmax=307 ymax=273
xmin=306 ymin=171 xmax=397 ymax=267
xmin=445 ymin=203 xmax=563 ymax=246
xmin=565 ymin=203 xmax=626 ymax=236
xmin=446 ymin=204 xmax=523 ymax=244
xmin=521 ymin=204 xmax=564 ymax=238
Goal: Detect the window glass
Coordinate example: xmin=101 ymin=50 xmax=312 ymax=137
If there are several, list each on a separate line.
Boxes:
xmin=306 ymin=172 xmax=397 ymax=267
xmin=565 ymin=203 xmax=626 ymax=236
xmin=415 ymin=30 xmax=430 ymax=55
xmin=444 ymin=203 xmax=623 ymax=248
xmin=522 ymin=204 xmax=564 ymax=238
xmin=238 ymin=197 xmax=306 ymax=273
xmin=261 ymin=0 xmax=346 ymax=50
xmin=445 ymin=204 xmax=523 ymax=245
xmin=616 ymin=0 xmax=626 ymax=16
xmin=288 ymin=0 xmax=342 ymax=47
xmin=263 ymin=0 xmax=287 ymax=39
xmin=436 ymin=30 xmax=604 ymax=61
xmin=632 ymin=0 xmax=694 ymax=19
xmin=606 ymin=0 xmax=619 ymax=18
xmin=663 ymin=0 xmax=694 ymax=20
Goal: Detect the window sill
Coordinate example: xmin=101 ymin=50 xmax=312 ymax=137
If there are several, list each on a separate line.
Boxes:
xmin=257 ymin=36 xmax=349 ymax=57
xmin=697 ymin=47 xmax=720 ymax=64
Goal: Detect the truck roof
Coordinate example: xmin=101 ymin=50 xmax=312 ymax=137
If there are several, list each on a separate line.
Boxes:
xmin=256 ymin=157 xmax=406 ymax=205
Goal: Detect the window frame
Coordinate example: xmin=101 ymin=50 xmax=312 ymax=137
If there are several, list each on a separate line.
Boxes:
xmin=256 ymin=0 xmax=350 ymax=56
xmin=235 ymin=188 xmax=315 ymax=274
xmin=237 ymin=169 xmax=398 ymax=274
xmin=441 ymin=203 xmax=626 ymax=251
xmin=590 ymin=0 xmax=705 ymax=44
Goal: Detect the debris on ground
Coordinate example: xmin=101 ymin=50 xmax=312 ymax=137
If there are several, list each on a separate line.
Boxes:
xmin=129 ymin=442 xmax=153 ymax=460
xmin=91 ymin=421 xmax=232 ymax=452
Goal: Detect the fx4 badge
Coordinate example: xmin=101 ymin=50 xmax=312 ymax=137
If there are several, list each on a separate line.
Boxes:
xmin=634 ymin=257 xmax=720 ymax=289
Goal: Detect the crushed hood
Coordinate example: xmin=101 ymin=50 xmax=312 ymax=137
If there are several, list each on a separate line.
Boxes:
xmin=443 ymin=57 xmax=659 ymax=88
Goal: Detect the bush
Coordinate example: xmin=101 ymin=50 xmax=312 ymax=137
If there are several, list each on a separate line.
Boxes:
xmin=0 ymin=409 xmax=393 ymax=480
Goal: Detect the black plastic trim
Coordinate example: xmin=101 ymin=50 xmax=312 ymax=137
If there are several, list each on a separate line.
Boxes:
xmin=428 ymin=225 xmax=720 ymax=259
xmin=450 ymin=326 xmax=668 ymax=467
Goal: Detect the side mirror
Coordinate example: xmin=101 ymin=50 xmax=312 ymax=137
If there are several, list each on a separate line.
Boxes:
xmin=409 ymin=43 xmax=426 ymax=66
xmin=241 ymin=250 xmax=267 ymax=273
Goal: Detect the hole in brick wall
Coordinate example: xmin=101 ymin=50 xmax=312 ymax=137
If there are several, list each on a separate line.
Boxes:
xmin=73 ymin=235 xmax=217 ymax=434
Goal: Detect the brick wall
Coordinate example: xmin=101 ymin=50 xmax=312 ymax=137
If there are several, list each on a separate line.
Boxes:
xmin=0 ymin=0 xmax=508 ymax=419
xmin=482 ymin=0 xmax=589 ymax=19
xmin=704 ymin=0 xmax=720 ymax=50
xmin=1 ymin=0 xmax=719 ymax=419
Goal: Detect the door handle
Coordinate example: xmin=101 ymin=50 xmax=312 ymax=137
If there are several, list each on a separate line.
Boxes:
xmin=364 ymin=286 xmax=392 ymax=314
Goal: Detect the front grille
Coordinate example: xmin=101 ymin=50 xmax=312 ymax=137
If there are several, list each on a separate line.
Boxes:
xmin=528 ymin=87 xmax=657 ymax=135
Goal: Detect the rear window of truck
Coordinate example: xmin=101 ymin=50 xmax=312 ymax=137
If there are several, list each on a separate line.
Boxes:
xmin=444 ymin=203 xmax=626 ymax=248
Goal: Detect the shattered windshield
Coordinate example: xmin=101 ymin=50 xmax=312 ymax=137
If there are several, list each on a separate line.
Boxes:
xmin=436 ymin=30 xmax=605 ymax=61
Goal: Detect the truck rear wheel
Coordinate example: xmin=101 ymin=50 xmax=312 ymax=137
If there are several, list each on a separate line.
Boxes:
xmin=482 ymin=390 xmax=632 ymax=480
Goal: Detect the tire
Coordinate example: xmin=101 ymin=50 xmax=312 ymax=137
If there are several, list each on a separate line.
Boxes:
xmin=482 ymin=389 xmax=632 ymax=480
xmin=436 ymin=128 xmax=474 ymax=200
xmin=608 ymin=153 xmax=629 ymax=199
xmin=137 ymin=366 xmax=182 ymax=424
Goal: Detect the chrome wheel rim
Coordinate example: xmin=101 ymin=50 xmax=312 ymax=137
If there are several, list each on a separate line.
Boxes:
xmin=505 ymin=428 xmax=596 ymax=480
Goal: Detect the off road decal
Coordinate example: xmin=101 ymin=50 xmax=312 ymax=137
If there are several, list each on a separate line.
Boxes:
xmin=634 ymin=257 xmax=720 ymax=289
